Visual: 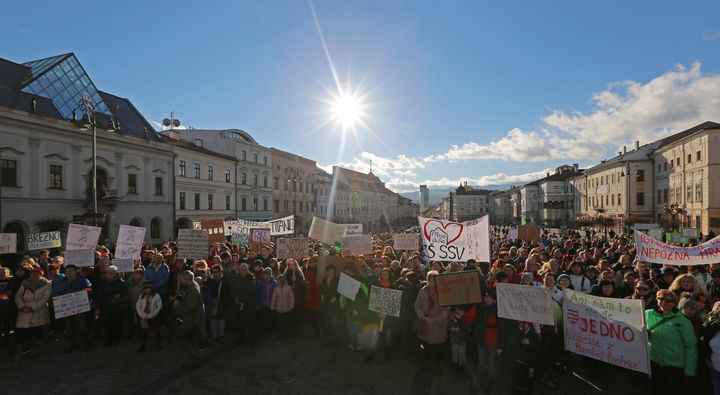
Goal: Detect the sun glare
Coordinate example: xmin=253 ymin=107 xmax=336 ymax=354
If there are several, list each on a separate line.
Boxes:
xmin=331 ymin=90 xmax=365 ymax=129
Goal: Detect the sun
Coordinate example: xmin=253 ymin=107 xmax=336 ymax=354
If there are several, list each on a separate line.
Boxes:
xmin=330 ymin=89 xmax=365 ymax=129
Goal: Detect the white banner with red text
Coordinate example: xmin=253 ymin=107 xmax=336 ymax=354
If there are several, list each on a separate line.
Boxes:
xmin=635 ymin=229 xmax=720 ymax=266
xmin=418 ymin=216 xmax=490 ymax=263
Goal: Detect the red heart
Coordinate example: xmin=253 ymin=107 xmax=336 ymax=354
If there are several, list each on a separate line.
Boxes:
xmin=423 ymin=220 xmax=464 ymax=245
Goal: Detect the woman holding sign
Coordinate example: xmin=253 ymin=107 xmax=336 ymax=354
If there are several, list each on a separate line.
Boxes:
xmin=414 ymin=270 xmax=450 ymax=371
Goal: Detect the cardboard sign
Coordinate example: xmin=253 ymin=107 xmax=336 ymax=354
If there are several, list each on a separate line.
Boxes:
xmin=309 ymin=217 xmax=347 ymax=244
xmin=419 ymin=215 xmax=490 ymax=263
xmin=27 ymin=231 xmax=62 ymax=250
xmin=115 ymin=225 xmax=146 ymax=260
xmin=433 ymin=271 xmax=483 ymax=306
xmin=64 ymin=248 xmax=95 ymax=267
xmin=53 ymin=291 xmax=91 ymax=318
xmin=0 ymin=233 xmax=17 ymax=253
xmin=250 ymin=228 xmax=271 ymax=244
xmin=563 ymin=288 xmax=649 ymax=374
xmin=176 ymin=229 xmax=209 ymax=260
xmin=201 ymin=219 xmax=226 ymax=244
xmin=276 ymin=237 xmax=309 ymax=260
xmin=66 ymin=224 xmax=101 ymax=250
xmin=507 ymin=228 xmax=519 ymax=240
xmin=517 ymin=225 xmax=542 ymax=243
xmin=635 ymin=229 xmax=720 ymax=266
xmin=341 ymin=235 xmax=373 ymax=255
xmin=112 ymin=259 xmax=136 ymax=273
xmin=368 ymin=285 xmax=402 ymax=317
xmin=496 ymin=283 xmax=554 ymax=326
xmin=393 ymin=234 xmax=419 ymax=251
xmin=338 ymin=272 xmax=361 ymax=301
xmin=344 ymin=224 xmax=364 ymax=235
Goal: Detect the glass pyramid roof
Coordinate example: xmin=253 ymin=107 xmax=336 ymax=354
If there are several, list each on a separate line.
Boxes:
xmin=21 ymin=53 xmax=112 ymax=120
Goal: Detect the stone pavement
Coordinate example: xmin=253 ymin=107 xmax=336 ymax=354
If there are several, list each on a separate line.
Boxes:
xmin=1 ymin=328 xmax=650 ymax=395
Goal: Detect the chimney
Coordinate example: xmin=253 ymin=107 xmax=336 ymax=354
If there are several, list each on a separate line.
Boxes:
xmin=623 ymin=145 xmax=627 ymax=155
xmin=635 ymin=140 xmax=640 ymax=150
xmin=573 ymin=163 xmax=579 ymax=172
xmin=546 ymin=172 xmax=550 ymax=177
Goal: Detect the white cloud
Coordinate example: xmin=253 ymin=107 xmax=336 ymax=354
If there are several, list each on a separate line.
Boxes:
xmin=320 ymin=151 xmax=427 ymax=178
xmin=384 ymin=168 xmax=554 ymax=193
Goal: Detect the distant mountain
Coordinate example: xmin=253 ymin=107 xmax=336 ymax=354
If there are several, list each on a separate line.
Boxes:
xmin=400 ymin=185 xmax=511 ymax=205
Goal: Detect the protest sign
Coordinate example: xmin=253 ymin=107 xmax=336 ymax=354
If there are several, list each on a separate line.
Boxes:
xmin=433 ymin=271 xmax=483 ymax=306
xmin=682 ymin=228 xmax=699 ymax=239
xmin=341 ymin=234 xmax=373 ymax=255
xmin=563 ymin=288 xmax=649 ymax=374
xmin=344 ymin=224 xmax=363 ymax=235
xmin=115 ymin=225 xmax=146 ymax=259
xmin=419 ymin=215 xmax=490 ymax=263
xmin=112 ymin=259 xmax=136 ymax=273
xmin=176 ymin=229 xmax=209 ymax=260
xmin=338 ymin=272 xmax=361 ymax=301
xmin=647 ymin=228 xmax=664 ymax=241
xmin=224 ymin=215 xmax=294 ymax=236
xmin=507 ymin=228 xmax=519 ymax=240
xmin=231 ymin=231 xmax=248 ymax=246
xmin=316 ymin=255 xmax=355 ymax=285
xmin=53 ymin=291 xmax=91 ymax=319
xmin=0 ymin=233 xmax=17 ymax=253
xmin=393 ymin=234 xmax=419 ymax=251
xmin=192 ymin=222 xmax=201 ymax=230
xmin=27 ymin=231 xmax=62 ymax=250
xmin=249 ymin=228 xmax=271 ymax=253
xmin=66 ymin=224 xmax=101 ymax=250
xmin=635 ymin=229 xmax=720 ymax=266
xmin=201 ymin=219 xmax=226 ymax=243
xmin=496 ymin=283 xmax=554 ymax=326
xmin=64 ymin=248 xmax=95 ymax=267
xmin=309 ymin=217 xmax=347 ymax=244
xmin=368 ymin=285 xmax=402 ymax=317
xmin=276 ymin=237 xmax=309 ymax=260
xmin=517 ymin=225 xmax=542 ymax=243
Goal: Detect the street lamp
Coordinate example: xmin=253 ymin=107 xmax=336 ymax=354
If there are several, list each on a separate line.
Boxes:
xmin=79 ymin=93 xmax=98 ymax=216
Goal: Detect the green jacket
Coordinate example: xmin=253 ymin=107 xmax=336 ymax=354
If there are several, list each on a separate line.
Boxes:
xmin=177 ymin=282 xmax=203 ymax=330
xmin=645 ymin=308 xmax=697 ymax=376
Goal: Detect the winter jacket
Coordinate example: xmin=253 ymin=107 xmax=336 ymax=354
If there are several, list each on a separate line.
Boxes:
xmin=144 ymin=263 xmax=170 ymax=297
xmin=256 ymin=278 xmax=276 ymax=309
xmin=177 ymin=282 xmax=203 ymax=330
xmin=96 ymin=277 xmax=128 ymax=319
xmin=568 ymin=273 xmax=592 ymax=293
xmin=54 ymin=274 xmax=92 ymax=296
xmin=645 ymin=307 xmax=698 ymax=376
xmin=320 ymin=276 xmax=340 ymax=311
xmin=414 ymin=284 xmax=450 ymax=345
xmin=271 ymin=284 xmax=294 ymax=314
xmin=229 ymin=273 xmax=256 ymax=317
xmin=15 ymin=277 xmax=52 ymax=328
xmin=136 ymin=293 xmax=162 ymax=319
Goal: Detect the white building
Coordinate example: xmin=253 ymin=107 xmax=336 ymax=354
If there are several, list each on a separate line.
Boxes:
xmin=171 ymin=129 xmax=273 ymax=221
xmin=270 ymin=148 xmax=321 ymax=233
xmin=0 ymin=53 xmax=174 ymax=251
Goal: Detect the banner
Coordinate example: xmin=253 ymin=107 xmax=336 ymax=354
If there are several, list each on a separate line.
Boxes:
xmin=276 ymin=237 xmax=309 ymax=260
xmin=112 ymin=259 xmax=136 ymax=273
xmin=368 ymin=285 xmax=402 ymax=317
xmin=433 ymin=271 xmax=483 ymax=306
xmin=635 ymin=229 xmax=720 ymax=266
xmin=0 ymin=233 xmax=17 ymax=253
xmin=27 ymin=231 xmax=62 ymax=250
xmin=224 ymin=215 xmax=294 ymax=236
xmin=309 ymin=217 xmax=347 ymax=245
xmin=53 ymin=291 xmax=91 ymax=318
xmin=115 ymin=225 xmax=146 ymax=260
xmin=201 ymin=219 xmax=226 ymax=243
xmin=563 ymin=288 xmax=649 ymax=374
xmin=64 ymin=248 xmax=95 ymax=267
xmin=496 ymin=283 xmax=554 ymax=326
xmin=66 ymin=224 xmax=101 ymax=250
xmin=393 ymin=234 xmax=419 ymax=251
xmin=419 ymin=215 xmax=490 ymax=262
xmin=341 ymin=235 xmax=373 ymax=255
xmin=176 ymin=229 xmax=209 ymax=260
xmin=337 ymin=272 xmax=361 ymax=301
xmin=343 ymin=224 xmax=363 ymax=235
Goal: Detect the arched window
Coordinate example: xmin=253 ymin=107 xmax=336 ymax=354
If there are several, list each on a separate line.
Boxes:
xmin=129 ymin=217 xmax=144 ymax=227
xmin=150 ymin=217 xmax=161 ymax=239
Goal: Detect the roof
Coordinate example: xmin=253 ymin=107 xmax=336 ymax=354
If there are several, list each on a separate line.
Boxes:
xmin=98 ymin=91 xmax=160 ymax=141
xmin=159 ymin=134 xmax=238 ymax=161
xmin=270 ymin=147 xmax=316 ymax=166
xmin=582 ymin=142 xmax=659 ymax=174
xmin=0 ymin=58 xmax=62 ymax=118
xmin=656 ymin=121 xmax=720 ymax=149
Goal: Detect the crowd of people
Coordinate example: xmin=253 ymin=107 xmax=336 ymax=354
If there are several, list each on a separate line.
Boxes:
xmin=1 ymin=227 xmax=720 ymax=394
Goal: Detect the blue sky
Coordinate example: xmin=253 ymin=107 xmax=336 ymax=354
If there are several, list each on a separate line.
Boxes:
xmin=3 ymin=1 xmax=720 ymax=192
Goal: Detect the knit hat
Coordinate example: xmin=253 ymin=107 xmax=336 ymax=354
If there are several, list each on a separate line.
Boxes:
xmin=557 ymin=274 xmax=571 ymax=283
xmin=263 ymin=267 xmax=272 ymax=275
xmin=520 ymin=272 xmax=534 ymax=283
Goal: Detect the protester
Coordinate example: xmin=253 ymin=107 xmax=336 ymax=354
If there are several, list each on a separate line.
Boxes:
xmin=136 ymin=280 xmax=162 ymax=352
xmin=96 ymin=265 xmax=128 ymax=347
xmin=270 ymin=274 xmax=294 ymax=335
xmin=414 ymin=270 xmax=450 ymax=371
xmin=54 ymin=264 xmax=92 ymax=351
xmin=14 ymin=267 xmax=51 ymax=356
xmin=320 ymin=264 xmax=341 ymax=339
xmin=175 ymin=270 xmax=203 ymax=366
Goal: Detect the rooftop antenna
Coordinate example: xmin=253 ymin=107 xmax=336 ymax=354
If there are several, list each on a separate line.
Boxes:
xmin=162 ymin=111 xmax=181 ymax=130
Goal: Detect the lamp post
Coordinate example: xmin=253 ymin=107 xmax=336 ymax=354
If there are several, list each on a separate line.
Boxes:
xmin=79 ymin=93 xmax=98 ymax=216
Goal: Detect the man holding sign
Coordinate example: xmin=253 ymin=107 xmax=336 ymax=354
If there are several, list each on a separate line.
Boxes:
xmin=53 ymin=264 xmax=92 ymax=351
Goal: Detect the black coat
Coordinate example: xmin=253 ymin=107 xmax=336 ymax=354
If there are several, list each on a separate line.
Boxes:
xmin=97 ymin=277 xmax=128 ymax=319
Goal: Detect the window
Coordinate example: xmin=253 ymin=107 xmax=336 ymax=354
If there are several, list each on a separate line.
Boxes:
xmin=179 ymin=160 xmax=186 ymax=177
xmin=241 ymin=151 xmax=247 ymax=161
xmin=687 ymin=185 xmax=693 ymax=203
xmin=611 ymin=194 xmax=615 ymax=206
xmin=636 ymin=192 xmax=644 ymax=206
xmin=194 ymin=162 xmax=200 ymax=178
xmin=263 ymin=156 xmax=268 ymax=165
xmin=263 ymin=176 xmax=268 ymax=188
xmin=636 ymin=169 xmax=644 ymax=182
xmin=664 ymin=162 xmax=667 ymax=171
xmin=284 ymin=179 xmax=289 ymax=191
xmin=1 ymin=159 xmax=18 ymax=187
xmin=263 ymin=198 xmax=269 ymax=211
xmin=657 ymin=190 xmax=662 ymax=205
xmin=155 ymin=177 xmax=163 ymax=195
xmin=225 ymin=169 xmax=231 ymax=183
xmin=128 ymin=174 xmax=137 ymax=194
xmin=687 ymin=154 xmax=692 ymax=164
xmin=241 ymin=197 xmax=247 ymax=211
xmin=194 ymin=193 xmax=200 ymax=210
xmin=208 ymin=194 xmax=213 ymax=210
xmin=696 ymin=184 xmax=702 ymax=203
xmin=252 ymin=197 xmax=258 ymax=211
xmin=150 ymin=217 xmax=161 ymax=239
xmin=208 ymin=165 xmax=214 ymax=181
xmin=274 ymin=200 xmax=279 ymax=212
xmin=663 ymin=188 xmax=668 ymax=204
xmin=299 ymin=201 xmax=303 ymax=213
xmin=253 ymin=174 xmax=258 ymax=186
xmin=658 ymin=164 xmax=661 ymax=172
xmin=618 ymin=194 xmax=621 ymax=206
xmin=284 ymin=200 xmax=289 ymax=212
xmin=274 ymin=177 xmax=279 ymax=190
xmin=241 ymin=173 xmax=247 ymax=185
xmin=253 ymin=153 xmax=258 ymax=163
xmin=226 ymin=195 xmax=231 ymax=210
xmin=676 ymin=157 xmax=680 ymax=166
xmin=49 ymin=164 xmax=63 ymax=189
xmin=179 ymin=192 xmax=186 ymax=210
xmin=669 ymin=187 xmax=675 ymax=203
xmin=697 ymin=150 xmax=702 ymax=161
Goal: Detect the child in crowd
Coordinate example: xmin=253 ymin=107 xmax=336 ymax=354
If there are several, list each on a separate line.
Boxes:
xmin=448 ymin=306 xmax=470 ymax=369
xmin=271 ymin=275 xmax=294 ymax=335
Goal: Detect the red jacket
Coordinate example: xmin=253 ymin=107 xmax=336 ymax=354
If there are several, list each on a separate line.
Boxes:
xmin=304 ymin=269 xmax=321 ymax=310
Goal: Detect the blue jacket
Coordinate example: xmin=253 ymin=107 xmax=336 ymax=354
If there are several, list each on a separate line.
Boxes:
xmin=54 ymin=274 xmax=92 ymax=297
xmin=144 ymin=263 xmax=170 ymax=296
xmin=256 ymin=278 xmax=276 ymax=309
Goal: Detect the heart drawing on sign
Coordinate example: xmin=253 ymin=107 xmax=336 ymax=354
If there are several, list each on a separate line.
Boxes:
xmin=423 ymin=220 xmax=464 ymax=245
